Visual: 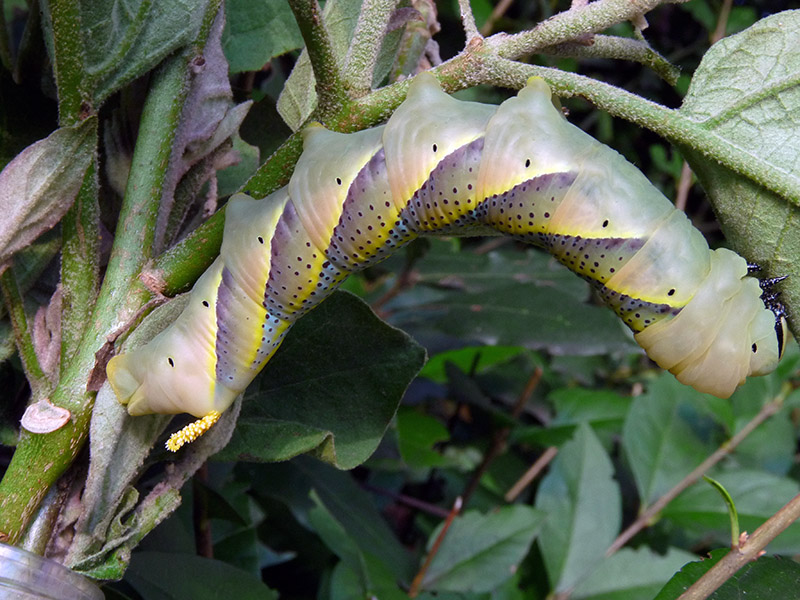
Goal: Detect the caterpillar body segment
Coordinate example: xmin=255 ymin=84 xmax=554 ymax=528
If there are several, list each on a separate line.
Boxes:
xmin=107 ymin=72 xmax=784 ymax=447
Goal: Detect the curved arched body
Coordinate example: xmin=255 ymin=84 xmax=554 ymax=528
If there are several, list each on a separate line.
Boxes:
xmin=107 ymin=73 xmax=783 ymax=428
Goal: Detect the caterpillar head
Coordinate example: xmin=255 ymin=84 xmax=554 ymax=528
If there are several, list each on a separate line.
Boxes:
xmin=634 ymin=249 xmax=784 ymax=398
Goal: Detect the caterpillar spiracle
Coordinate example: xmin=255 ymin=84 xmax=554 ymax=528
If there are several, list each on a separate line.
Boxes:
xmin=106 ymin=73 xmax=787 ymax=450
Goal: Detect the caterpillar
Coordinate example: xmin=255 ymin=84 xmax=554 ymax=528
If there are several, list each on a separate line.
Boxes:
xmin=106 ymin=73 xmax=787 ymax=450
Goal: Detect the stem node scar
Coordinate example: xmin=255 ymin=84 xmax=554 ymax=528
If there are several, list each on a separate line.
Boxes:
xmin=166 ymin=411 xmax=221 ymax=452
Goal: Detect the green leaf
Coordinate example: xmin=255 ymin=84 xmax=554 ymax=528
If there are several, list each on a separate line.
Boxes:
xmin=535 ymin=422 xmax=621 ymax=593
xmin=420 ymin=505 xmax=545 ymax=594
xmin=571 ymin=546 xmax=697 ymax=600
xmin=678 ymin=10 xmax=800 ymax=332
xmin=396 ymin=407 xmax=451 ymax=468
xmin=65 ymin=0 xmax=208 ymax=104
xmin=387 ymin=243 xmax=636 ymax=357
xmin=661 ymin=469 xmax=800 ymax=555
xmin=654 ymin=552 xmax=800 ymax=600
xmin=309 ymin=491 xmax=408 ymax=599
xmin=621 ymin=374 xmax=716 ymax=506
xmin=652 ymin=548 xmax=726 ymax=600
xmin=217 ymin=291 xmax=425 ymax=468
xmin=223 ymin=0 xmax=304 ymax=73
xmin=246 ymin=456 xmax=417 ymax=582
xmin=420 ymin=346 xmax=528 ymax=384
xmin=327 ymin=561 xmax=408 ymax=600
xmin=0 ymin=119 xmax=96 ymax=267
xmin=125 ymin=551 xmax=278 ymax=599
xmin=513 ymin=388 xmax=632 ymax=449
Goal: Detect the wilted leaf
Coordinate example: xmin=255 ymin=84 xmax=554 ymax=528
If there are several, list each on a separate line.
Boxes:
xmin=0 ymin=119 xmax=96 ymax=269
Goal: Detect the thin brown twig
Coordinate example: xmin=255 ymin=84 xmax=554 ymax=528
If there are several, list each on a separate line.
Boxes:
xmin=462 ymin=368 xmax=543 ymax=505
xmin=505 ymin=446 xmax=559 ymax=502
xmin=711 ymin=0 xmax=733 ymax=44
xmin=677 ymin=491 xmax=800 ymax=600
xmin=675 ymin=161 xmax=694 ymax=211
xmin=606 ymin=393 xmax=784 ymax=556
xmin=479 ymin=0 xmax=514 ymax=36
xmin=361 ymin=483 xmax=451 ymax=519
xmin=371 ymin=268 xmax=418 ymax=316
xmin=193 ymin=463 xmax=213 ymax=558
xmin=408 ymin=496 xmax=463 ymax=597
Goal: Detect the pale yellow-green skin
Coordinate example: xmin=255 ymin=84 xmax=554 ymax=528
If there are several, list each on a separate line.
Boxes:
xmin=107 ymin=73 xmax=782 ymax=418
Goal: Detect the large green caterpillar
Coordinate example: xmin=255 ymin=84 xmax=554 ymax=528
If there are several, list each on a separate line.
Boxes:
xmin=107 ymin=73 xmax=786 ymax=450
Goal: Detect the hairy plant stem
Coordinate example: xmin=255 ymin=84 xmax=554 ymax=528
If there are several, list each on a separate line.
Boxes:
xmin=0 ymin=269 xmax=47 ymax=396
xmin=287 ymin=0 xmax=348 ymax=114
xmin=60 ymin=161 xmax=100 ymax=378
xmin=0 ymin=47 xmax=196 ymax=546
xmin=344 ymin=0 xmax=399 ymax=93
xmin=543 ymin=35 xmax=679 ymax=84
xmin=44 ymin=0 xmax=89 ymax=124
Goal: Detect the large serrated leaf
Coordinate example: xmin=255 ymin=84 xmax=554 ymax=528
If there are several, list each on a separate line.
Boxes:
xmin=678 ymin=10 xmax=800 ymax=334
xmin=535 ymin=422 xmax=621 ymax=593
xmin=621 ymin=375 xmax=717 ymax=506
xmin=419 ymin=505 xmax=544 ymax=594
xmin=0 ymin=118 xmax=96 ymax=269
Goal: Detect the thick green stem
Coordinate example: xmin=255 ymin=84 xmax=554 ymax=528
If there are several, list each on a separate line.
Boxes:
xmin=60 ymin=161 xmax=99 ymax=377
xmin=343 ymin=0 xmax=398 ymax=93
xmin=152 ymin=131 xmax=304 ymax=296
xmin=287 ymin=0 xmax=348 ymax=114
xmin=0 ymin=49 xmax=193 ymax=545
xmin=44 ymin=0 xmax=90 ymax=124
